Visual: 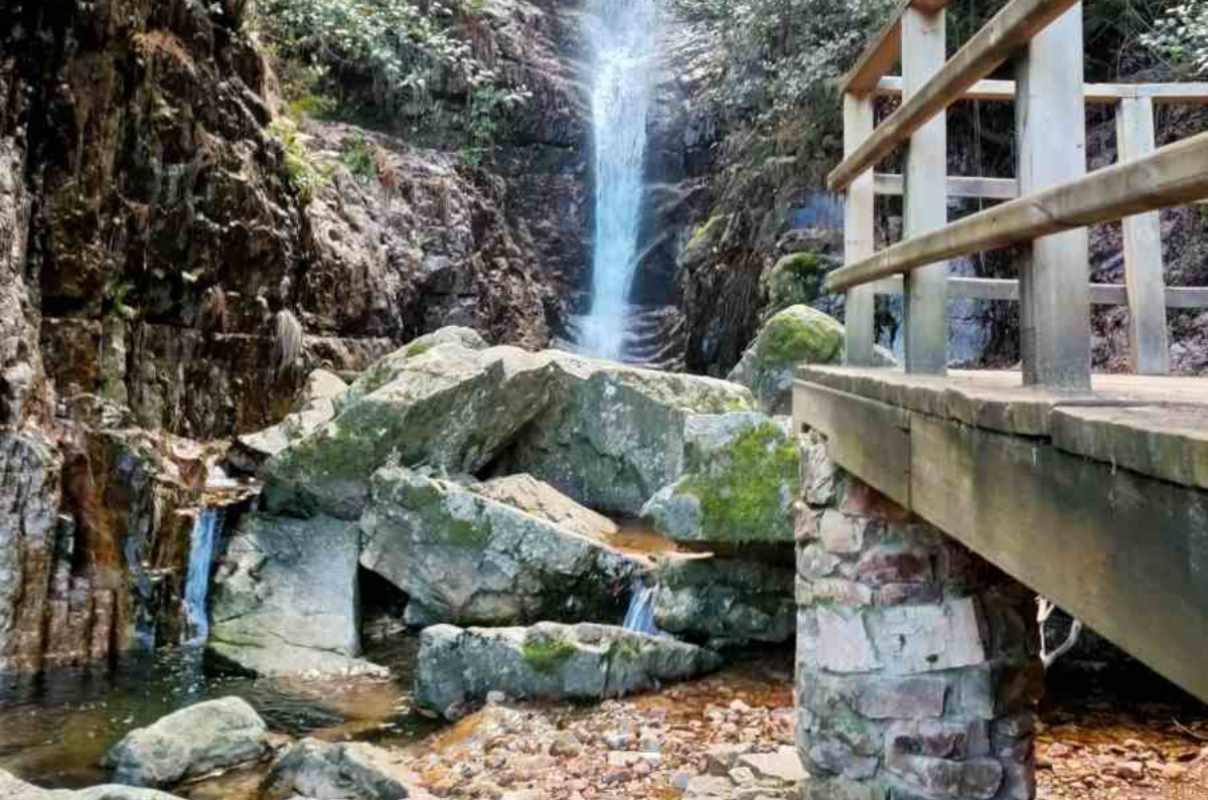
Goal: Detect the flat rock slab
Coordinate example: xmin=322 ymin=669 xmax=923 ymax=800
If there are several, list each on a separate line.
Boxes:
xmin=738 ymin=747 xmax=808 ymax=784
xmin=361 ymin=468 xmax=644 ymax=626
xmin=207 ymin=513 xmax=385 ymax=678
xmin=414 ymin=622 xmax=722 ymax=719
xmin=470 ymin=473 xmax=618 ymax=542
xmin=0 ymin=769 xmax=184 ymax=799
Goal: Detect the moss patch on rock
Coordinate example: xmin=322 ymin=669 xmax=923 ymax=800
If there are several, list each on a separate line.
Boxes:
xmin=521 ymin=636 xmax=577 ymax=674
xmin=676 ymin=421 xmax=800 ymax=543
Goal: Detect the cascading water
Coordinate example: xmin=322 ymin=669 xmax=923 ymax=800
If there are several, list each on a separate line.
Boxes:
xmin=577 ymin=0 xmax=660 ymax=361
xmin=183 ymin=507 xmax=222 ymax=645
xmin=622 ymin=578 xmax=661 ymax=636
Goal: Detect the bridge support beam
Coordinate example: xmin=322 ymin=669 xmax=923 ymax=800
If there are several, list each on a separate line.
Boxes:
xmin=795 ymin=433 xmax=1041 ymax=800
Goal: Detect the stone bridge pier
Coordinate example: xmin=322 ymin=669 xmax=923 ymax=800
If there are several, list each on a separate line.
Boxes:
xmin=794 ymin=431 xmax=1044 ymax=800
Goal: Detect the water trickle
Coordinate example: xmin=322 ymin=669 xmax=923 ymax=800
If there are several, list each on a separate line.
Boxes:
xmin=622 ymin=578 xmax=661 ymax=636
xmin=183 ymin=507 xmax=222 ymax=645
xmin=577 ymin=0 xmax=660 ymax=361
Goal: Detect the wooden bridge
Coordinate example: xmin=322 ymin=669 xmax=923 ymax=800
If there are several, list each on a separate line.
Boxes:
xmin=793 ymin=0 xmax=1208 ymax=703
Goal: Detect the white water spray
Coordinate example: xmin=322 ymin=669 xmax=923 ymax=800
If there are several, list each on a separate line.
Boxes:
xmin=577 ymin=0 xmax=660 ymax=361
xmin=183 ymin=507 xmax=221 ymax=645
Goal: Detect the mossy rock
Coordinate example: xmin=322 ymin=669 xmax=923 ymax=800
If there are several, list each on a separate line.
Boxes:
xmin=760 ymin=251 xmax=830 ymax=319
xmin=755 ymin=305 xmax=844 ymax=369
xmin=680 ymin=214 xmax=729 ymax=268
xmin=728 ymin=304 xmax=845 ymax=414
xmin=640 ymin=414 xmax=800 ymax=544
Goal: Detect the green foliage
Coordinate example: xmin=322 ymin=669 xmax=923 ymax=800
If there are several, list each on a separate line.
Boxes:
xmin=256 ymin=0 xmax=531 ymax=153
xmin=340 ymin=134 xmax=379 ymax=182
xmin=1144 ymin=0 xmax=1208 ymax=76
xmin=670 ymin=0 xmax=895 ymax=125
xmin=268 ymin=117 xmax=332 ymax=205
xmin=521 ymin=636 xmax=577 ymax=673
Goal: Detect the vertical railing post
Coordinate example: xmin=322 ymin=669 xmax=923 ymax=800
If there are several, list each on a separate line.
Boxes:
xmin=843 ymin=93 xmax=877 ymax=366
xmin=901 ymin=5 xmax=948 ymax=375
xmin=1116 ymin=96 xmax=1170 ymax=375
xmin=1015 ymin=3 xmax=1092 ymax=390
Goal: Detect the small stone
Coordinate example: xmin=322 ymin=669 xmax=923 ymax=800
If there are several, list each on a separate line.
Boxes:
xmin=671 ymin=771 xmax=695 ymax=790
xmin=855 ymin=677 xmax=947 ymax=719
xmin=486 ymin=690 xmax=508 ymax=705
xmin=739 ymin=747 xmax=808 ymax=784
xmin=729 ymin=766 xmax=757 ymax=784
xmin=705 ymin=743 xmax=751 ymax=774
xmin=549 ymin=732 xmax=582 ymax=758
xmin=1114 ymin=760 xmax=1145 ymax=780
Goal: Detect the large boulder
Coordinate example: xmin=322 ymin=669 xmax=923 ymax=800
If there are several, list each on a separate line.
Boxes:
xmin=338 ymin=326 xmax=489 ymax=411
xmin=227 ymin=369 xmax=349 ymax=473
xmin=727 ymin=304 xmax=844 ymax=414
xmin=260 ymin=334 xmax=755 ymax=522
xmin=653 ymin=558 xmax=796 ymax=647
xmin=0 ymin=770 xmax=183 ymax=799
xmin=261 ymin=342 xmax=558 ymax=520
xmin=500 ymin=352 xmax=756 ymax=515
xmin=259 ymin=738 xmax=432 ymax=800
xmin=101 ymin=697 xmax=269 ymax=787
xmin=360 ymin=468 xmax=643 ymax=626
xmin=207 ymin=513 xmax=384 ymax=677
xmin=641 ymin=414 xmax=799 ymax=544
xmin=414 ymin=622 xmax=722 ymax=719
xmin=469 ymin=473 xmax=618 ymax=542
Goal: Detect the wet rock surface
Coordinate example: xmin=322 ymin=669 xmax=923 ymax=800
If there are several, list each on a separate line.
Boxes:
xmin=102 ymin=697 xmax=269 ymax=787
xmin=413 ymin=622 xmax=722 ymax=719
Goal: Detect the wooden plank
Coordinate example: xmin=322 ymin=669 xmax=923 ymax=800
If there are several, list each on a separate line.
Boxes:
xmin=792 ymin=381 xmax=912 ymax=506
xmin=841 ymin=0 xmax=907 ymax=95
xmin=1051 ymin=404 xmax=1208 ymax=491
xmin=844 ymin=95 xmax=878 ymax=366
xmin=1116 ymin=96 xmax=1171 ymax=375
xmin=878 ymin=75 xmax=1208 ymax=104
xmin=871 ymin=276 xmax=1208 ymax=307
xmin=874 ymin=173 xmax=1019 ymax=199
xmin=823 ymin=130 xmax=1208 ymax=293
xmin=1016 ymin=3 xmax=1090 ymax=389
xmin=828 ymin=0 xmax=1082 ymax=191
xmin=901 ymin=5 xmax=949 ymax=376
xmin=909 ymin=413 xmax=1208 ymax=704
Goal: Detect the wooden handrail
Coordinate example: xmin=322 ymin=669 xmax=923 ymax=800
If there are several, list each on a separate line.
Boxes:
xmin=828 ymin=0 xmax=1081 ymax=192
xmin=826 ymin=130 xmax=1208 ymax=292
xmin=874 ymin=173 xmax=1019 ymax=199
xmin=877 ymin=75 xmax=1208 ymax=104
xmin=869 ymin=276 xmax=1208 ymax=308
xmin=839 ymin=0 xmax=953 ymax=95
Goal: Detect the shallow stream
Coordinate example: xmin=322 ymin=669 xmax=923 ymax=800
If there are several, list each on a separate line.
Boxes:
xmin=0 ymin=636 xmax=439 ymax=790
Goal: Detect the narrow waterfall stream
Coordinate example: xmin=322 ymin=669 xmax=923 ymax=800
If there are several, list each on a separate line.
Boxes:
xmin=577 ymin=0 xmax=660 ymax=361
xmin=183 ymin=507 xmax=222 ymax=645
xmin=621 ymin=578 xmax=661 ymax=635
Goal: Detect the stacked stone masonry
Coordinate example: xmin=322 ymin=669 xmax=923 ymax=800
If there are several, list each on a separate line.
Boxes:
xmin=795 ymin=430 xmax=1042 ymax=800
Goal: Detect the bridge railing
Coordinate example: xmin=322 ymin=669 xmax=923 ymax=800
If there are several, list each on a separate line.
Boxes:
xmin=831 ymin=0 xmax=1208 ymax=387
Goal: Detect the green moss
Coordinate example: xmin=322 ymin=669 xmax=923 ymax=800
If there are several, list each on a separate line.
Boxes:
xmin=522 ymin=636 xmax=578 ymax=674
xmin=612 ymin=636 xmax=644 ymax=663
xmin=406 ymin=341 xmax=433 ymax=358
xmin=679 ymin=422 xmax=800 ymax=543
xmin=755 ymin=305 xmax=844 ymax=370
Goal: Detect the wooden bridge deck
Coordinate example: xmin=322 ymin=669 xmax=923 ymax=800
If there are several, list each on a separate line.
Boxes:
xmin=793 ymin=367 xmax=1208 ymax=702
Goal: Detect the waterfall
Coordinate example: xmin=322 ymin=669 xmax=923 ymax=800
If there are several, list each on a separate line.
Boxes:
xmin=577 ymin=0 xmax=660 ymax=361
xmin=183 ymin=507 xmax=221 ymax=645
xmin=622 ymin=578 xmax=661 ymax=635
